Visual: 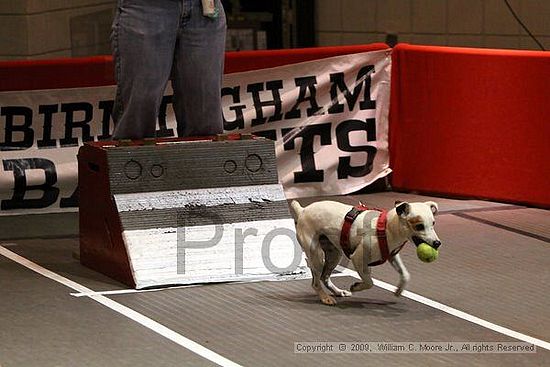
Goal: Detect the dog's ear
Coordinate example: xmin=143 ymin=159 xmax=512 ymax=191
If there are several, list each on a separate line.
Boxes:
xmin=395 ymin=202 xmax=410 ymax=218
xmin=425 ymin=201 xmax=439 ymax=215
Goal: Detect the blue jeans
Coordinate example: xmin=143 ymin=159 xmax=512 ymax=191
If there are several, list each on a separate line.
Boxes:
xmin=111 ymin=0 xmax=226 ymax=139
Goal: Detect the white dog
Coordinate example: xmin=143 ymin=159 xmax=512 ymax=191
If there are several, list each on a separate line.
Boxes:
xmin=290 ymin=200 xmax=441 ymax=305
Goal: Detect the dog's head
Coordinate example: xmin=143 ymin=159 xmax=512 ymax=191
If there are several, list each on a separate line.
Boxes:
xmin=395 ymin=201 xmax=441 ymax=250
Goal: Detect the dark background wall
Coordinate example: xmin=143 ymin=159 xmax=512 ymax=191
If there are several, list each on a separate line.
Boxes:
xmin=0 ymin=0 xmax=547 ymax=60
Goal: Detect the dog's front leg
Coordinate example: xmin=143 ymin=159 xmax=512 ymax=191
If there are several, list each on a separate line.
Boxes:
xmin=349 ymin=245 xmax=374 ymax=292
xmin=390 ymin=254 xmax=410 ymax=297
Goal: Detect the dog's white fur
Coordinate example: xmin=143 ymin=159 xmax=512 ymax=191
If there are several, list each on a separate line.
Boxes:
xmin=290 ymin=200 xmax=441 ymax=305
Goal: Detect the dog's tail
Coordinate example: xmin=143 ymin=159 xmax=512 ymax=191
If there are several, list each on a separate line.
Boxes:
xmin=289 ymin=200 xmax=304 ymax=222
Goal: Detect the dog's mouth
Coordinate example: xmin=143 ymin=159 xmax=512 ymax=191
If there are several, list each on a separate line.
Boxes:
xmin=411 ymin=236 xmax=425 ymax=247
xmin=412 ymin=236 xmax=441 ymax=249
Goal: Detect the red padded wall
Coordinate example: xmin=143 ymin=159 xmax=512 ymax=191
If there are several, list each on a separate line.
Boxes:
xmin=0 ymin=56 xmax=114 ymax=92
xmin=224 ymin=43 xmax=389 ymax=74
xmin=390 ymin=44 xmax=550 ymax=208
xmin=0 ymin=44 xmax=388 ymax=91
xmin=1 ymin=43 xmax=548 ymax=207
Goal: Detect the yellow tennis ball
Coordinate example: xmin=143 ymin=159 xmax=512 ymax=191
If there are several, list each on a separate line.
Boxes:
xmin=416 ymin=243 xmax=438 ymax=263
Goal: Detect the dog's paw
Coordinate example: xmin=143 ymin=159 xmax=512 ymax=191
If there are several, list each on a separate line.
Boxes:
xmin=338 ymin=290 xmax=352 ymax=297
xmin=321 ymin=295 xmax=337 ymax=306
xmin=394 ymin=280 xmax=408 ymax=297
xmin=350 ymin=281 xmax=372 ymax=292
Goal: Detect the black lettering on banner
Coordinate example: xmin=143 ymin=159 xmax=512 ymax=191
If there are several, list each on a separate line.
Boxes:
xmin=222 ymin=86 xmax=247 ymax=130
xmin=157 ymin=95 xmax=175 ymax=138
xmin=0 ymin=106 xmax=34 ymax=151
xmin=1 ymin=158 xmax=59 ymax=210
xmin=282 ymin=123 xmax=332 ymax=183
xmin=248 ymin=80 xmax=284 ymax=126
xmin=328 ymin=65 xmax=376 ymax=114
xmin=60 ymin=186 xmax=79 ymax=208
xmin=59 ymin=102 xmax=94 ymax=146
xmin=98 ymin=100 xmax=114 ymax=140
xmin=284 ymin=76 xmax=322 ymax=119
xmin=336 ymin=118 xmax=377 ymax=179
xmin=37 ymin=104 xmax=58 ymax=148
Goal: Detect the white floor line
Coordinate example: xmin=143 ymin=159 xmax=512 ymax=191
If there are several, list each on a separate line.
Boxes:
xmin=70 ymin=271 xmax=351 ymax=298
xmin=0 ymin=245 xmax=242 ymax=367
xmin=71 ymin=284 xmax=203 ymax=298
xmin=336 ymin=265 xmax=550 ymax=351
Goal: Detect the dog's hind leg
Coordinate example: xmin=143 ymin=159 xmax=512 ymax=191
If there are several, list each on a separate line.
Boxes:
xmin=389 ymin=254 xmax=410 ymax=297
xmin=319 ymin=236 xmax=352 ymax=297
xmin=349 ymin=244 xmax=374 ymax=292
xmin=307 ymin=236 xmax=337 ymax=306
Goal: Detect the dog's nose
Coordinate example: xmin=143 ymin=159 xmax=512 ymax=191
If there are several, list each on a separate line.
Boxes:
xmin=432 ymin=241 xmax=441 ymax=250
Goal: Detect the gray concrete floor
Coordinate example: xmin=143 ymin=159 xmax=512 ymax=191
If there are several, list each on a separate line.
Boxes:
xmin=1 ymin=192 xmax=549 ymax=366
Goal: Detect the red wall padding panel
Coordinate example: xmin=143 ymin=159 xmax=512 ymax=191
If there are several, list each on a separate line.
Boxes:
xmin=0 ymin=56 xmax=114 ymax=92
xmin=224 ymin=43 xmax=388 ymax=74
xmin=0 ymin=43 xmax=388 ymax=91
xmin=2 ymin=43 xmax=547 ymax=207
xmin=390 ymin=44 xmax=550 ymax=208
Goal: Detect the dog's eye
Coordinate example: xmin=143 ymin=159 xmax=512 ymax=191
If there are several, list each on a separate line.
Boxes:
xmin=415 ymin=224 xmax=425 ymax=231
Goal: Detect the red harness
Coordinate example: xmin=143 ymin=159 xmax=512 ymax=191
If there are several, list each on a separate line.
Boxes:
xmin=340 ymin=204 xmax=404 ymax=266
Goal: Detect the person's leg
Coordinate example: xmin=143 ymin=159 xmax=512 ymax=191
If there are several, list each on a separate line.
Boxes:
xmin=111 ymin=0 xmax=181 ymax=139
xmin=172 ymin=0 xmax=227 ymax=137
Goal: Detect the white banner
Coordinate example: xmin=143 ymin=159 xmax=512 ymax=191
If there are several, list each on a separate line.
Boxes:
xmin=0 ymin=49 xmax=391 ymax=215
